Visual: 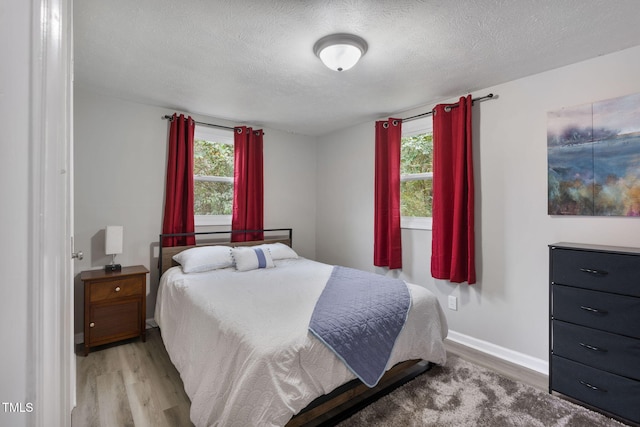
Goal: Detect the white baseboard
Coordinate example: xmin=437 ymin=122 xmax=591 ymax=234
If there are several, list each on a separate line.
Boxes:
xmin=75 ymin=318 xmax=158 ymax=345
xmin=447 ymin=330 xmax=549 ymax=375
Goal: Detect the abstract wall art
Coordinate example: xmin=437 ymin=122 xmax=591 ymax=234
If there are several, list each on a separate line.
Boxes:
xmin=547 ymin=92 xmax=640 ymax=216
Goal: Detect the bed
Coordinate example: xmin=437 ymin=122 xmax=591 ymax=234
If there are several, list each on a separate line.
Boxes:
xmin=155 ymin=229 xmax=448 ymax=426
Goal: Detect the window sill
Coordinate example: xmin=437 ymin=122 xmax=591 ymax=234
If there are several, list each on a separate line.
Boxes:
xmin=194 ymin=215 xmax=232 ymax=227
xmin=401 ymin=216 xmax=432 ymax=230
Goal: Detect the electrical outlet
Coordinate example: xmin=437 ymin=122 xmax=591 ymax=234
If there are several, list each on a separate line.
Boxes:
xmin=448 ymin=295 xmax=458 ymax=311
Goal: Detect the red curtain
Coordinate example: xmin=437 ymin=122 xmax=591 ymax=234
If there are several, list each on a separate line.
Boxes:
xmin=374 ymin=118 xmax=403 ymax=269
xmin=431 ymin=95 xmax=476 ymax=284
xmin=162 ymin=113 xmax=196 ymax=247
xmin=232 ymin=126 xmax=264 ymax=242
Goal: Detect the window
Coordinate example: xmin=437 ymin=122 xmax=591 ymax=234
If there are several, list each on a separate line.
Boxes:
xmin=400 ymin=116 xmax=433 ymax=230
xmin=193 ymin=126 xmax=234 ymax=226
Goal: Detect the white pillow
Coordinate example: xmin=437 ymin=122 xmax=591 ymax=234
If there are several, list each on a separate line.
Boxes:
xmin=232 ymin=247 xmax=275 ymax=272
xmin=258 ymin=243 xmax=299 ymax=260
xmin=172 ymin=245 xmax=233 ymax=273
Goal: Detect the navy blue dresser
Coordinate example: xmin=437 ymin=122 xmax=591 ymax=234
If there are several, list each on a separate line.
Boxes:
xmin=550 ymin=242 xmax=640 ymax=424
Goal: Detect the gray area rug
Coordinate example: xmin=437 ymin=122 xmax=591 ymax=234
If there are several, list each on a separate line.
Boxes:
xmin=338 ymin=354 xmax=625 ymax=427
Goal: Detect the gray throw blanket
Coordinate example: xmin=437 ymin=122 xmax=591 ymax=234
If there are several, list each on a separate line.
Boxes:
xmin=308 ymin=266 xmax=411 ymax=387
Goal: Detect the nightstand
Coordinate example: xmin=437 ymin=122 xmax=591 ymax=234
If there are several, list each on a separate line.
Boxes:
xmin=81 ymin=265 xmax=149 ymax=356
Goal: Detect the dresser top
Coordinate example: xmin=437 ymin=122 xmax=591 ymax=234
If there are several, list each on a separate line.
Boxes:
xmin=550 ymin=242 xmax=640 ymax=255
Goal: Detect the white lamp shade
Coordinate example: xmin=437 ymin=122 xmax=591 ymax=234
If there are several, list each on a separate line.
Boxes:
xmin=105 ymin=226 xmax=123 ymax=255
xmin=313 ymin=33 xmax=368 ymax=72
xmin=318 ymin=44 xmax=362 ymax=71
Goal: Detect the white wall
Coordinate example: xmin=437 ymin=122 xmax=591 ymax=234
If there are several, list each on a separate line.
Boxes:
xmin=0 ymin=2 xmax=30 ymax=426
xmin=73 ymin=87 xmax=317 ymax=335
xmin=316 ymin=44 xmax=640 ymax=368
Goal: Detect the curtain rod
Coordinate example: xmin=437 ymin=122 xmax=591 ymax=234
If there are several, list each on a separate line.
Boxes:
xmin=163 ymin=114 xmax=236 ymax=131
xmin=403 ymin=93 xmax=495 ymax=123
xmin=163 ymin=93 xmax=494 ymax=130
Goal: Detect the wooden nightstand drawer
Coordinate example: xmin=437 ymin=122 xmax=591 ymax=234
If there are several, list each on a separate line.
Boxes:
xmin=81 ymin=265 xmax=149 ymax=356
xmin=90 ymin=276 xmax=143 ymax=302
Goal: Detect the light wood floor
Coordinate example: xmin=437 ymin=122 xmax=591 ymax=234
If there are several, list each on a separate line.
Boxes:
xmin=72 ymin=328 xmax=193 ymax=427
xmin=72 ymin=328 xmax=548 ymax=427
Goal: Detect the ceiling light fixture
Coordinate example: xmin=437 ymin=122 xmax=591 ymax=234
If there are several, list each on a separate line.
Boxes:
xmin=313 ymin=33 xmax=368 ymax=72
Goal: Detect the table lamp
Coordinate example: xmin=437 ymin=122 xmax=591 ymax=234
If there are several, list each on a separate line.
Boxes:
xmin=105 ymin=225 xmax=123 ymax=272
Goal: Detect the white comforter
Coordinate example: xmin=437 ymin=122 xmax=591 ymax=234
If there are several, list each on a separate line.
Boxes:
xmin=155 ymin=258 xmax=448 ymax=427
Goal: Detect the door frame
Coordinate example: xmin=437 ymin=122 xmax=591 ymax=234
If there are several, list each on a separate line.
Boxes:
xmin=29 ymin=0 xmax=74 ymax=425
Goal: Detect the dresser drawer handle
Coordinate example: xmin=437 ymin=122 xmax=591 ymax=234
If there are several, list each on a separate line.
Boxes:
xmin=579 ymin=305 xmax=607 ymax=315
xmin=579 ymin=267 xmax=608 ymax=276
xmin=89 ymin=322 xmax=95 ymax=328
xmin=579 ymin=380 xmax=607 ymax=393
xmin=579 ymin=342 xmax=607 ymax=352
xmin=115 ymin=286 xmax=121 ymax=292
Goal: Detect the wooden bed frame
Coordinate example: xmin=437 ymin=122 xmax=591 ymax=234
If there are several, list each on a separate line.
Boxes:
xmin=158 ymin=229 xmax=433 ymax=426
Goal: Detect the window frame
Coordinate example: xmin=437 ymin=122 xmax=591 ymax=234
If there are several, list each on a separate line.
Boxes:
xmin=193 ymin=126 xmax=234 ymax=227
xmin=400 ymin=116 xmax=433 ymax=230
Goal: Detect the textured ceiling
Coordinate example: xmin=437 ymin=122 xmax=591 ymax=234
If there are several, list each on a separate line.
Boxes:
xmin=74 ymin=0 xmax=640 ymax=136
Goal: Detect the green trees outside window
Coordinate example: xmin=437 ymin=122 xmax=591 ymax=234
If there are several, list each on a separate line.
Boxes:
xmin=193 ymin=139 xmax=234 ymax=216
xmin=400 ymin=132 xmax=433 ymax=218
xmin=192 ymin=130 xmax=432 ymax=219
